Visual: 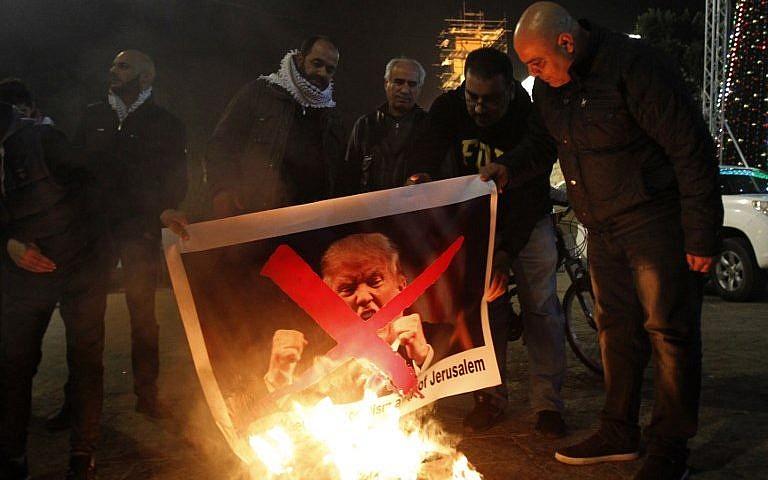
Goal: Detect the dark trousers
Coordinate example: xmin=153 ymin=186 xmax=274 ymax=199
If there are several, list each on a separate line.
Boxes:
xmin=479 ymin=215 xmax=566 ymax=413
xmin=0 ymin=253 xmax=107 ymax=458
xmin=588 ymin=219 xmax=704 ymax=460
xmin=115 ymin=236 xmax=160 ymax=400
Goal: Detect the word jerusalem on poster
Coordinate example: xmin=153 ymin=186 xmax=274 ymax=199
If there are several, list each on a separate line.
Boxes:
xmin=163 ymin=175 xmax=500 ymax=464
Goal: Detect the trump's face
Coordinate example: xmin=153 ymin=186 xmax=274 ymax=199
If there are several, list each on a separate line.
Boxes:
xmin=325 ymin=253 xmax=406 ymax=321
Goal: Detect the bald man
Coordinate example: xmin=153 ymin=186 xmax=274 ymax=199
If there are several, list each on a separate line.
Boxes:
xmin=484 ymin=3 xmax=722 ymax=479
xmin=48 ymin=50 xmax=187 ymax=430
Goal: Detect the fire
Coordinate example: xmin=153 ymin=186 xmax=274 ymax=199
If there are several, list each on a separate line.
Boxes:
xmin=247 ymin=389 xmax=482 ymax=480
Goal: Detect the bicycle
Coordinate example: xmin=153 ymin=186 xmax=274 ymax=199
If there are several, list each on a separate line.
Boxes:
xmin=552 ymin=204 xmax=603 ymax=377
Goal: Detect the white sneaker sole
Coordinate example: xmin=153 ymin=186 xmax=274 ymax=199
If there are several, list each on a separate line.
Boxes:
xmin=554 ymin=451 xmax=640 ymax=465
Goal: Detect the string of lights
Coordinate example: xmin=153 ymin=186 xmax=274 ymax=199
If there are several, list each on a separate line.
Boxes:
xmin=721 ymin=0 xmax=767 ymax=170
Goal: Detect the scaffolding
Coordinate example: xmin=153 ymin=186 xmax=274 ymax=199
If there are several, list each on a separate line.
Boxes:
xmin=702 ymin=0 xmax=740 ymax=163
xmin=437 ymin=5 xmax=508 ymax=91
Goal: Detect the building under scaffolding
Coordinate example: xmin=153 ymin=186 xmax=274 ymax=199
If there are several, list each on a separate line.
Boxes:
xmin=437 ymin=6 xmax=508 ymax=91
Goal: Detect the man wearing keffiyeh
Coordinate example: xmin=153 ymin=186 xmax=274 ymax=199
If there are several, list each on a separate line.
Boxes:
xmin=202 ymin=35 xmax=346 ymax=219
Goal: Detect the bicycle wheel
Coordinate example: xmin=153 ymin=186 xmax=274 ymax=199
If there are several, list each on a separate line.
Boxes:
xmin=563 ymin=282 xmax=603 ymax=376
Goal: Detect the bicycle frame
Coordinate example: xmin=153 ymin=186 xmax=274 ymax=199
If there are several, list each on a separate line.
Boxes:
xmin=553 ymin=208 xmax=591 ymax=293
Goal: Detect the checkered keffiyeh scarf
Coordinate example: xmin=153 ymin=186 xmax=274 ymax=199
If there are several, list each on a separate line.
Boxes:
xmin=108 ymin=87 xmax=153 ymax=123
xmin=259 ymin=50 xmax=335 ymax=109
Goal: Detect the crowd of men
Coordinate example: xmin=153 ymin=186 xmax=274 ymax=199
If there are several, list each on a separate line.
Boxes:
xmin=0 ymin=2 xmax=722 ymax=480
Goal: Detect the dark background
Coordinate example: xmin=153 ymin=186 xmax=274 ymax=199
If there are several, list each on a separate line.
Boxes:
xmin=0 ymin=0 xmax=703 ymax=205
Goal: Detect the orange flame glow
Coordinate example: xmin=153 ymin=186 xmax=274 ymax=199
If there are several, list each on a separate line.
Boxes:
xmin=247 ymin=390 xmax=482 ymax=480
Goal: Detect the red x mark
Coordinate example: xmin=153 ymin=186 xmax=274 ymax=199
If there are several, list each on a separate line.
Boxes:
xmin=260 ymin=236 xmax=464 ymax=399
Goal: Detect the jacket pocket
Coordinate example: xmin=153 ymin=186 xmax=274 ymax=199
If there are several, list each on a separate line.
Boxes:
xmin=580 ymin=152 xmax=636 ymax=201
xmin=580 ymin=94 xmax=632 ymax=151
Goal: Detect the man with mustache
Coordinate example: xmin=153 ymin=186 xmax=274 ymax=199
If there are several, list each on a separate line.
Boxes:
xmin=47 ymin=50 xmax=187 ymax=428
xmin=205 ymin=35 xmax=345 ymax=218
xmin=342 ymin=58 xmax=429 ymax=194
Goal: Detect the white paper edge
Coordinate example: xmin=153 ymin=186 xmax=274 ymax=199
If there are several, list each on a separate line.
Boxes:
xmin=163 ymin=175 xmax=500 ymax=464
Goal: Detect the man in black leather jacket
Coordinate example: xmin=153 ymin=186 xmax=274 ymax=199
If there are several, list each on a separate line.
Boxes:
xmin=342 ymin=57 xmax=429 ymax=194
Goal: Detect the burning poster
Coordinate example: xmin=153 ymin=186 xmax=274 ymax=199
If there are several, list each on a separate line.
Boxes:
xmin=163 ymin=175 xmax=500 ymax=470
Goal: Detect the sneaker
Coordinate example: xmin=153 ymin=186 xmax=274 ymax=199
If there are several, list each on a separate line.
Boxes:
xmin=65 ymin=455 xmax=95 ymax=480
xmin=463 ymin=393 xmax=505 ymax=433
xmin=633 ymin=455 xmax=690 ymax=480
xmin=555 ymin=431 xmax=639 ymax=465
xmin=44 ymin=404 xmax=71 ymax=432
xmin=136 ymin=395 xmax=171 ymax=419
xmin=1 ymin=456 xmax=30 ymax=480
xmin=534 ymin=410 xmax=567 ymax=438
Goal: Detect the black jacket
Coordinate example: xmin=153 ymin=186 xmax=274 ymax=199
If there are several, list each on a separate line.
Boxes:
xmin=73 ymin=96 xmax=187 ymax=238
xmin=1 ymin=107 xmax=96 ymax=267
xmin=518 ymin=21 xmax=723 ymax=256
xmin=206 ymin=79 xmax=346 ymax=212
xmin=343 ymin=103 xmax=429 ymax=194
xmin=412 ymin=82 xmax=556 ymax=262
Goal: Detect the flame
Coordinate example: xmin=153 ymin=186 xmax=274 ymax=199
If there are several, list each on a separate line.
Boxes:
xmin=248 ymin=427 xmax=294 ymax=476
xmin=247 ymin=387 xmax=482 ymax=479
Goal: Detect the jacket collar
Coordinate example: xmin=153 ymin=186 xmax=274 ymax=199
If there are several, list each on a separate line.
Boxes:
xmin=265 ymin=80 xmax=297 ymax=103
xmin=568 ymin=19 xmax=606 ymax=84
xmin=108 ymin=89 xmax=154 ymax=124
xmin=376 ymin=102 xmax=425 ymax=122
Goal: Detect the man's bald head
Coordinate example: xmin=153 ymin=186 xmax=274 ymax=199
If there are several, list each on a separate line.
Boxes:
xmin=513 ymin=2 xmax=583 ymax=87
xmin=109 ymin=50 xmax=156 ymax=97
xmin=515 ymin=2 xmax=577 ymax=45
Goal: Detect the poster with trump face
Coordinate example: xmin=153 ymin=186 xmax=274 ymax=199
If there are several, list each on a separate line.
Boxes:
xmin=163 ymin=175 xmax=500 ymax=462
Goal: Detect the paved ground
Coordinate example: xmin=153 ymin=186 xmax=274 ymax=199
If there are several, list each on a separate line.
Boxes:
xmin=26 ymin=276 xmax=768 ymax=479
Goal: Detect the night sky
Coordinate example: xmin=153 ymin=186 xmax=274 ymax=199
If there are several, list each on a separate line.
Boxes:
xmin=0 ymin=0 xmax=703 ymax=162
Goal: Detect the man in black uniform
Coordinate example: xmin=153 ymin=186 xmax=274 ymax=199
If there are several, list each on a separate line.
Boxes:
xmin=0 ymin=82 xmax=108 ymax=480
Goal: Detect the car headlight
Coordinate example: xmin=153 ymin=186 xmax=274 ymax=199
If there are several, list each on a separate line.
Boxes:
xmin=753 ymin=200 xmax=768 ymax=215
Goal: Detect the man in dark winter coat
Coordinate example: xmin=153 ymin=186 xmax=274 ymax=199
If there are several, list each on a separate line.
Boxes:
xmin=49 ymin=50 xmax=187 ymax=424
xmin=494 ymin=3 xmax=724 ymax=479
xmin=410 ymin=47 xmax=567 ymax=437
xmin=342 ymin=57 xmax=429 ymax=194
xmin=163 ymin=36 xmax=346 ymax=239
xmin=0 ymin=82 xmax=108 ymax=480
xmin=205 ymin=35 xmax=346 ymax=217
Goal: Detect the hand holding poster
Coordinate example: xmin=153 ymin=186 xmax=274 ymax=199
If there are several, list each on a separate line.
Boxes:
xmin=163 ymin=175 xmax=500 ymax=464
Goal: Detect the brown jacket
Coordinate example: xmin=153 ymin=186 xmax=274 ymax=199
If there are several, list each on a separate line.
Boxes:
xmin=206 ymin=79 xmax=346 ymax=213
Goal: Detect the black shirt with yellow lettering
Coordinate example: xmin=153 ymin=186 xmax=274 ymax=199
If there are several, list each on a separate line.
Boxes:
xmin=411 ymin=82 xmax=556 ymax=261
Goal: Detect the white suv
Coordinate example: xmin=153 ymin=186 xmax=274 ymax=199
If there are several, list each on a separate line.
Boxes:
xmin=714 ymin=166 xmax=768 ymax=301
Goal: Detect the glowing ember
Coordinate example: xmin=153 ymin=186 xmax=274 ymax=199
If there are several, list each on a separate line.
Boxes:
xmin=247 ymin=390 xmax=482 ymax=480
